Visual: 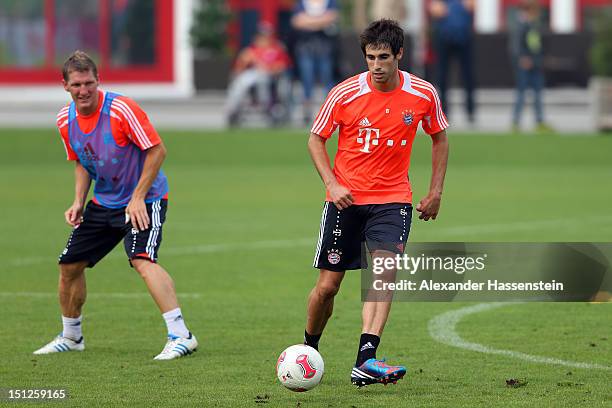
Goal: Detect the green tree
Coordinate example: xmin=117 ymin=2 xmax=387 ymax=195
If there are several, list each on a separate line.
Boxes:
xmin=590 ymin=10 xmax=612 ymax=77
xmin=190 ymin=0 xmax=232 ymax=56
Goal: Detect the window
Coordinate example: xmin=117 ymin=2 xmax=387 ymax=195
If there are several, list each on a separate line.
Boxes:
xmin=0 ymin=0 xmax=172 ymax=83
xmin=0 ymin=1 xmax=46 ymax=68
xmin=110 ymin=0 xmax=155 ymax=66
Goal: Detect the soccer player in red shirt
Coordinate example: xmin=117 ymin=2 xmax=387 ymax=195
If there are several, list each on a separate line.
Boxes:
xmin=33 ymin=51 xmax=197 ymax=360
xmin=304 ymin=19 xmax=449 ymax=386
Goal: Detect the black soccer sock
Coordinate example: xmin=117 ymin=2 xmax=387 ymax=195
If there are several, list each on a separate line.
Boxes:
xmin=304 ymin=330 xmax=322 ymax=351
xmin=355 ymin=333 xmax=380 ymax=367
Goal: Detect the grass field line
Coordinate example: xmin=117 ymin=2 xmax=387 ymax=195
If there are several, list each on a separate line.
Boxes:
xmin=5 ymin=214 xmax=612 ymax=268
xmin=428 ymin=302 xmax=612 ymax=371
xmin=437 ymin=215 xmax=612 ymax=236
xmin=5 ymin=238 xmax=315 ymax=267
xmin=0 ymin=292 xmax=201 ymax=299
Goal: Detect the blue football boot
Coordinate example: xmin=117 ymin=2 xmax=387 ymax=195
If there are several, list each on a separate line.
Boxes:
xmin=351 ymin=358 xmax=407 ymax=387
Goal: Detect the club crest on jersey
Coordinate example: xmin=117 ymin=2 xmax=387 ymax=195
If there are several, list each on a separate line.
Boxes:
xmin=327 ymin=249 xmax=342 ymax=265
xmin=402 ymin=109 xmax=414 ymax=126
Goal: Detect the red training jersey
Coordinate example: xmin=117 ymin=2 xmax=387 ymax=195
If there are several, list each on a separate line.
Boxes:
xmin=249 ymin=42 xmax=291 ymax=71
xmin=311 ymin=70 xmax=449 ymax=204
xmin=56 ymin=89 xmax=161 ymax=161
xmin=56 ymin=89 xmax=167 ymax=203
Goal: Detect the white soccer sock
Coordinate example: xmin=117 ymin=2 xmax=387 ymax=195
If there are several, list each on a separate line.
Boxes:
xmin=162 ymin=308 xmax=190 ymax=338
xmin=62 ymin=315 xmax=82 ymax=340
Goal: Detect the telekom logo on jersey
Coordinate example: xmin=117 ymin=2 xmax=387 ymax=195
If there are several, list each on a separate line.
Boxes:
xmin=357 ymin=128 xmax=380 ymax=153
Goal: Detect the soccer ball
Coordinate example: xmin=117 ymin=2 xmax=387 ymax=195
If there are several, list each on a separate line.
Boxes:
xmin=276 ymin=344 xmax=324 ymax=392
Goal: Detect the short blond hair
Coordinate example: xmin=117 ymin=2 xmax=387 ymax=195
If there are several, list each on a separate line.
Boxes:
xmin=62 ymin=50 xmax=98 ymax=81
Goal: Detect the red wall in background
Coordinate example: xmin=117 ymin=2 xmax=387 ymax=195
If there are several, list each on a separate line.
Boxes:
xmin=0 ymin=0 xmax=173 ymax=84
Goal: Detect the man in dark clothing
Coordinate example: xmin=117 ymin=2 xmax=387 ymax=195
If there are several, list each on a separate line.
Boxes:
xmin=430 ymin=0 xmax=475 ymax=123
xmin=509 ymin=0 xmax=553 ymax=132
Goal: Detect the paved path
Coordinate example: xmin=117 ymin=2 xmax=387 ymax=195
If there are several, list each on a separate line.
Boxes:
xmin=0 ymin=88 xmax=595 ymax=134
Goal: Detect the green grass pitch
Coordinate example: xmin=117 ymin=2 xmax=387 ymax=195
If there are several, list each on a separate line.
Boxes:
xmin=0 ymin=129 xmax=610 ymax=407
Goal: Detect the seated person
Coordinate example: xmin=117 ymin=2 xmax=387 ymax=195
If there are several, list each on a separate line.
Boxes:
xmin=225 ymin=22 xmax=292 ymax=126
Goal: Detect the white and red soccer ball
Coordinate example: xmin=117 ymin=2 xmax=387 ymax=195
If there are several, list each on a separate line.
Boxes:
xmin=276 ymin=344 xmax=324 ymax=392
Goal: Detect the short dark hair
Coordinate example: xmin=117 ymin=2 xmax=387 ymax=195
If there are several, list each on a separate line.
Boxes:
xmin=360 ymin=19 xmax=404 ymax=56
xmin=62 ymin=50 xmax=98 ymax=81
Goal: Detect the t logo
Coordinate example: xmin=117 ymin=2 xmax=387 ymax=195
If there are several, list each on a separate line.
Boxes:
xmin=357 ymin=128 xmax=380 ymax=153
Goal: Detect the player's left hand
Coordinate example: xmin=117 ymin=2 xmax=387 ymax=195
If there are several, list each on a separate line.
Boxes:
xmin=125 ymin=197 xmax=149 ymax=231
xmin=416 ymin=193 xmax=441 ymax=221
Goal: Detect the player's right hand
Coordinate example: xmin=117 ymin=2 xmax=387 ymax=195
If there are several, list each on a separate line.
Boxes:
xmin=328 ymin=182 xmax=354 ymax=210
xmin=64 ymin=203 xmax=84 ymax=227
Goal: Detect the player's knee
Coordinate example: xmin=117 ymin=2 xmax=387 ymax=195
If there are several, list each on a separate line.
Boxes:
xmin=131 ymin=258 xmax=154 ymax=278
xmin=316 ymin=281 xmax=341 ymax=300
xmin=59 ymin=262 xmax=86 ymax=281
xmin=132 ymin=259 xmax=170 ymax=283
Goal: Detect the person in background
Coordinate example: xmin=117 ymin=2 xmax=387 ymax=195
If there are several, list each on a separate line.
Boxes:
xmin=291 ymin=0 xmax=339 ymax=125
xmin=225 ymin=22 xmax=292 ymax=127
xmin=509 ymin=0 xmax=553 ymax=133
xmin=429 ymin=0 xmax=475 ymax=124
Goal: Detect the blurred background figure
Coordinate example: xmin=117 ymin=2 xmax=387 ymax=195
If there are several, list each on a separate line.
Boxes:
xmin=225 ymin=22 xmax=292 ymax=127
xmin=352 ymin=0 xmax=407 ymax=29
xmin=429 ymin=0 xmax=475 ymax=124
xmin=1 ymin=0 xmax=609 ymax=134
xmin=509 ymin=0 xmax=553 ymax=133
xmin=291 ymin=0 xmax=339 ymax=124
xmin=369 ymin=0 xmax=407 ymax=22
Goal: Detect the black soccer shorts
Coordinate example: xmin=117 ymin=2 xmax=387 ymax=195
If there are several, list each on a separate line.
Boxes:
xmin=313 ymin=202 xmax=412 ymax=272
xmin=58 ymin=199 xmax=167 ymax=267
